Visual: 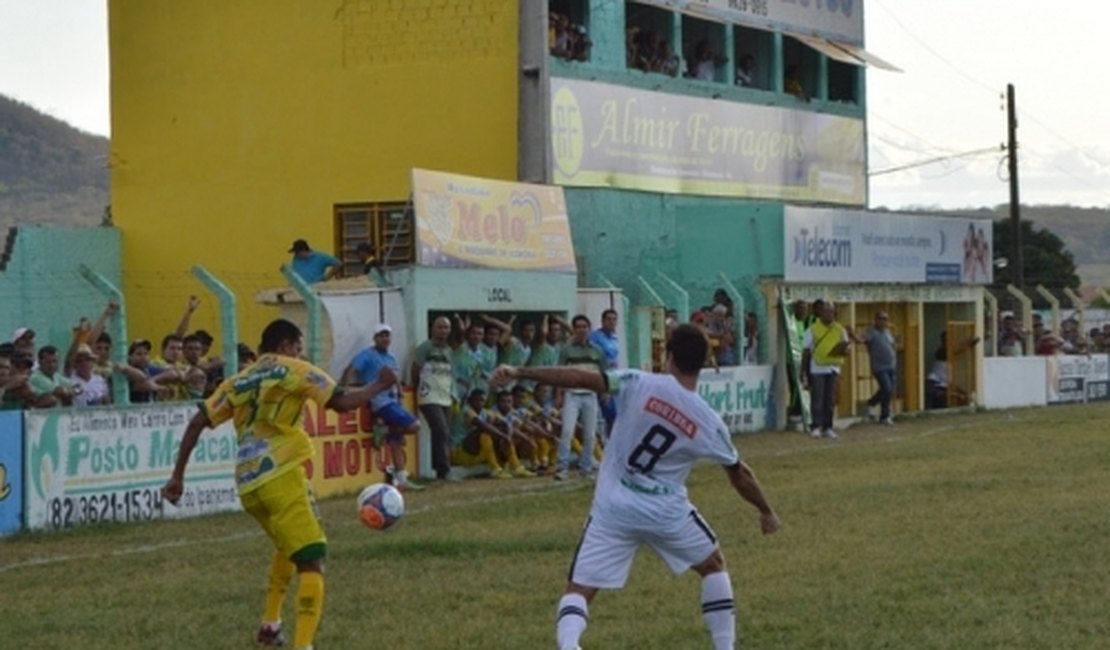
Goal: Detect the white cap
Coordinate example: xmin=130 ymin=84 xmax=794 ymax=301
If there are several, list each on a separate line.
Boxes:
xmin=373 ymin=323 xmax=392 ymax=336
xmin=11 ymin=327 xmax=32 ymax=343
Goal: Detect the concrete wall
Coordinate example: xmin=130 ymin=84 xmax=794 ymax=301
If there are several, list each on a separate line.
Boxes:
xmin=0 ymin=226 xmax=122 ymax=350
xmin=564 ymin=187 xmax=783 ymax=314
xmin=109 ymin=0 xmax=520 ymax=346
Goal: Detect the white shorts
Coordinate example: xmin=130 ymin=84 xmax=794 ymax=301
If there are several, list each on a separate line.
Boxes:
xmin=567 ymin=509 xmax=719 ymax=589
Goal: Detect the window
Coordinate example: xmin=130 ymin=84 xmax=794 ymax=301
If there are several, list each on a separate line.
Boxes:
xmin=783 ymin=36 xmax=820 ymax=101
xmin=550 ymin=0 xmax=591 ymax=62
xmin=827 ymin=59 xmax=859 ymax=103
xmin=732 ymin=24 xmax=772 ymax=90
xmin=625 ymin=1 xmax=676 ymax=76
xmin=333 ymin=202 xmax=414 ymax=278
xmin=681 ymin=15 xmax=728 ymax=83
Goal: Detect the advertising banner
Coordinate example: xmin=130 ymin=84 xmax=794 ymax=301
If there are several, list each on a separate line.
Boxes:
xmin=784 ymin=206 xmax=994 ymax=284
xmin=302 ymin=388 xmax=419 ymax=498
xmin=551 ymin=78 xmax=865 ymax=205
xmin=1045 ymin=354 xmax=1110 ymax=404
xmin=0 ymin=411 xmax=23 ymax=535
xmin=412 ymin=168 xmax=576 ymax=274
xmin=23 ymin=405 xmax=240 ymax=531
xmin=634 ymin=0 xmax=863 ymax=44
xmin=697 ymin=365 xmax=775 ymax=433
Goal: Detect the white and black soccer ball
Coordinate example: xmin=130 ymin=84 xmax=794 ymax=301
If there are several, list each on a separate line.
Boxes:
xmin=357 ymin=482 xmax=405 ymax=530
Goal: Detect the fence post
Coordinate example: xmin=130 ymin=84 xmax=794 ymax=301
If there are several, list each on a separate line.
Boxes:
xmin=281 ymin=265 xmax=322 ymax=365
xmin=78 ymin=264 xmax=129 ymax=405
xmin=191 ymin=265 xmax=239 ymax=373
xmin=655 ymin=271 xmax=690 ymax=325
xmin=1005 ymin=284 xmax=1033 ymax=355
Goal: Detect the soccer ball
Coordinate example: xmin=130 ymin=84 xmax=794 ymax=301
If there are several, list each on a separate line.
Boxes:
xmin=357 ymin=483 xmax=404 ymax=530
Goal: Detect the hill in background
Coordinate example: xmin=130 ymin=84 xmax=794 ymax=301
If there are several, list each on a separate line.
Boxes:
xmin=0 ymin=94 xmax=108 ymax=228
xmin=933 ymin=205 xmax=1110 ymax=287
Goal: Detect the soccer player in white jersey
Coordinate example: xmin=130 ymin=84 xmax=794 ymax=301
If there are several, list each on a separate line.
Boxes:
xmin=491 ymin=323 xmax=780 ymax=650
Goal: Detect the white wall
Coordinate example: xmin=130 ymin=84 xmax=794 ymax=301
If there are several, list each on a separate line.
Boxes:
xmin=982 ymin=357 xmax=1048 ymax=409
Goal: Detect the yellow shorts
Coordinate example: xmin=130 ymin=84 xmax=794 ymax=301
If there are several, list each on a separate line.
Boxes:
xmin=239 ymin=466 xmax=327 ymax=563
xmin=451 ymin=447 xmax=483 ymax=467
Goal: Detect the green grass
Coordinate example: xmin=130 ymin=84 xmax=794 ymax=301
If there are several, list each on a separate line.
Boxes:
xmin=4 ymin=403 xmax=1110 ymax=649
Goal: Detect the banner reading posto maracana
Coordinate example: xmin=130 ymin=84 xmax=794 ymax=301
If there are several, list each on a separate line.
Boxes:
xmin=23 ymin=405 xmax=240 ymax=531
xmin=550 ymin=78 xmax=865 ymax=205
xmin=411 ymin=168 xmax=576 ymax=274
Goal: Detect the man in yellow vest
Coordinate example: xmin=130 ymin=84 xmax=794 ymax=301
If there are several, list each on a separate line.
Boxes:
xmin=800 ymin=301 xmax=851 ymax=439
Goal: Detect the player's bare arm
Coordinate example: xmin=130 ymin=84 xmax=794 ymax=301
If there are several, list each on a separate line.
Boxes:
xmin=161 ymin=409 xmax=212 ymax=505
xmin=724 ymin=461 xmax=780 ymax=535
xmin=491 ymin=364 xmax=606 ymax=394
xmin=327 ymin=366 xmax=397 ymax=411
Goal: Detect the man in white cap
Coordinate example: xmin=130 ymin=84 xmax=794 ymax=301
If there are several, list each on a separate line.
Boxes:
xmin=342 ymin=323 xmax=422 ymax=490
xmin=11 ymin=327 xmax=35 ymax=359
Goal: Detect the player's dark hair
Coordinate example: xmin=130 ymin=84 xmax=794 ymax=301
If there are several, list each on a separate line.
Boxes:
xmin=37 ymin=345 xmax=58 ymax=360
xmin=259 ymin=319 xmax=302 ymax=353
xmin=97 ymin=332 xmax=112 ymax=345
xmin=667 ymin=324 xmax=708 ymax=375
xmin=511 ymin=384 xmax=529 ymax=395
xmin=571 ymin=314 xmax=591 ymax=328
xmin=601 ymin=308 xmax=617 ymax=320
xmin=161 ymin=333 xmax=183 ymax=351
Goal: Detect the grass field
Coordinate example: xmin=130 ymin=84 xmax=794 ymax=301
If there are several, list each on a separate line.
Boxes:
xmin=3 ymin=403 xmax=1110 ymax=649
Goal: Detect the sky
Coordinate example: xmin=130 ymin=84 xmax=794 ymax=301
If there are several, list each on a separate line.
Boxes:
xmin=1 ymin=0 xmax=1108 ymax=211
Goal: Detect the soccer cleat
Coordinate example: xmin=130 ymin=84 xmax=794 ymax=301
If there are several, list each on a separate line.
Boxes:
xmin=823 ymin=428 xmax=839 ymax=439
xmin=534 ymin=465 xmax=549 ymax=476
xmin=809 ymin=428 xmax=822 ymax=439
xmin=579 ymin=469 xmax=596 ymax=481
xmin=257 ymin=622 xmax=285 ymax=646
xmin=491 ymin=467 xmax=513 ymax=479
xmin=511 ymin=466 xmax=536 ymax=478
xmin=553 ymin=468 xmax=570 ymax=481
xmin=880 ymin=417 xmax=895 ymax=426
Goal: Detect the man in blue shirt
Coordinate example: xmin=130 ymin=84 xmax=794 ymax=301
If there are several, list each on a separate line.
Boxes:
xmin=342 ymin=323 xmax=422 ymax=490
xmin=288 ymin=239 xmax=340 ymax=284
xmin=589 ymin=308 xmax=620 ymax=430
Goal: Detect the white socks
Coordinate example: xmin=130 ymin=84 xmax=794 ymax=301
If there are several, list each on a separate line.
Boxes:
xmin=701 ymin=571 xmax=736 ymax=650
xmin=555 ymin=593 xmax=588 ymax=650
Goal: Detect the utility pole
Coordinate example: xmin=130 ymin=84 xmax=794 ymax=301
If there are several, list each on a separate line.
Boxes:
xmin=1007 ymin=83 xmax=1023 ymax=291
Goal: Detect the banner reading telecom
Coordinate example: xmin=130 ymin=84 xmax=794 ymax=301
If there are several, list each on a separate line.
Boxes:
xmin=23 ymin=406 xmax=239 ymax=531
xmin=550 ymin=78 xmax=865 ymax=205
xmin=412 ymin=168 xmax=576 ymax=273
xmin=784 ymin=206 xmax=994 ymax=284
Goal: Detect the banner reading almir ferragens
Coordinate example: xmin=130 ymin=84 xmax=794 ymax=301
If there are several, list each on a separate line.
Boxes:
xmin=412 ymin=168 xmax=576 ymax=273
xmin=550 ymin=78 xmax=865 ymax=205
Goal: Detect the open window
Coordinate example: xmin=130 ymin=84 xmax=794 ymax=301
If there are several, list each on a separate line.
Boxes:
xmin=625 ymin=1 xmax=676 ymax=76
xmin=681 ymin=14 xmax=728 ymax=83
xmin=549 ymin=0 xmax=591 ymax=62
xmin=732 ymin=24 xmax=773 ymax=90
xmin=782 ymin=35 xmax=820 ymax=102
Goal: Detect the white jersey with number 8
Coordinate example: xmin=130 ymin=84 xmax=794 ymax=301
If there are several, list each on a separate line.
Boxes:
xmin=593 ymin=369 xmax=739 ymax=527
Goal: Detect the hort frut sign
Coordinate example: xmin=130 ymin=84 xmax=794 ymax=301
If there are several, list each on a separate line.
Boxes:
xmin=23 ymin=405 xmax=240 ymax=531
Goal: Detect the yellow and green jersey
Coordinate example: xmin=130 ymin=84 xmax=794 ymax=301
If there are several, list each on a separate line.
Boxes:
xmin=203 ymin=353 xmax=339 ymax=494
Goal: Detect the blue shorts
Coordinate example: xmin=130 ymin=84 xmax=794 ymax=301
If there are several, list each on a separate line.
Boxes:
xmin=375 ymin=402 xmax=418 ymax=442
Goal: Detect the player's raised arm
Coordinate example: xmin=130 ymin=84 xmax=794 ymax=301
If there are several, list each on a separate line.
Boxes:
xmin=724 ymin=460 xmax=780 ymax=535
xmin=327 ymin=366 xmax=397 ymax=412
xmin=490 ymin=364 xmax=606 ymax=394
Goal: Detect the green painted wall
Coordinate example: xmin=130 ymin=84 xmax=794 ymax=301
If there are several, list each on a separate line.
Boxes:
xmin=565 ymin=188 xmax=783 ymax=315
xmin=0 ymin=226 xmax=122 ymax=350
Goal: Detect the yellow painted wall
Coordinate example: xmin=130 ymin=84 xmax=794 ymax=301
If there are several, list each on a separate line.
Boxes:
xmin=109 ymin=0 xmax=519 ymax=348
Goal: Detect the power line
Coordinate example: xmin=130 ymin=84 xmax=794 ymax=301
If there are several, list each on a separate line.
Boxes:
xmin=869 ymin=146 xmax=1001 ymax=177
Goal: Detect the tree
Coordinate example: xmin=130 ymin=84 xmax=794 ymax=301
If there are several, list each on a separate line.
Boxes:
xmin=991 ymin=218 xmax=1080 ymax=309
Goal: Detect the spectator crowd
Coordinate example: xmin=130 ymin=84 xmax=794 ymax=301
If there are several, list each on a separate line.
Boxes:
xmin=1 ymin=296 xmax=256 ymax=412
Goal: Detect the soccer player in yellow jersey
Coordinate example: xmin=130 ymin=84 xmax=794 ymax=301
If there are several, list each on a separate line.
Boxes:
xmin=161 ymin=319 xmax=397 ymax=650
